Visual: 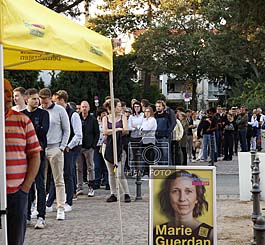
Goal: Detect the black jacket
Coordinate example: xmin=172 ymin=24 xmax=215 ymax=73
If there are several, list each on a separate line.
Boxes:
xmin=80 ymin=113 xmax=99 ymax=149
xmin=22 ymin=108 xmax=49 ymax=149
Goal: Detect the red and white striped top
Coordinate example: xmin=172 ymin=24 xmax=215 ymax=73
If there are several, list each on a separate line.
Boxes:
xmin=5 ymin=109 xmax=41 ymax=194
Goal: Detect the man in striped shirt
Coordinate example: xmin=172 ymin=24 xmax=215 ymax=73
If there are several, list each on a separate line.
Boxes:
xmin=4 ymin=79 xmax=41 ymax=245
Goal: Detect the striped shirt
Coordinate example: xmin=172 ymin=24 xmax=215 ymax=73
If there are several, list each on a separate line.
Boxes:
xmin=5 ymin=109 xmax=41 ymax=194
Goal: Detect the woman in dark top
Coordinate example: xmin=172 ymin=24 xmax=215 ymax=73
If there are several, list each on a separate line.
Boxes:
xmin=153 ymin=170 xmax=213 ymax=244
xmin=102 ymin=98 xmax=131 ymax=203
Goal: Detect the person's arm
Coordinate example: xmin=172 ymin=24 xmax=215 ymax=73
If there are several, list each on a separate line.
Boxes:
xmin=59 ymin=108 xmax=70 ymax=151
xmin=102 ymin=115 xmax=112 ymax=135
xmin=128 ymin=115 xmax=135 ymax=131
xmin=20 ymin=152 xmax=40 ymax=193
xmin=67 ymin=112 xmax=82 ymax=150
xmin=92 ymin=117 xmax=100 ymax=148
xmin=35 ymin=110 xmax=49 ymax=139
xmin=121 ymin=115 xmax=129 ymax=135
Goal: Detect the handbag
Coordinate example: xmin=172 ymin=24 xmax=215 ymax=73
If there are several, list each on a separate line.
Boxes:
xmin=104 ymin=132 xmax=123 ymax=164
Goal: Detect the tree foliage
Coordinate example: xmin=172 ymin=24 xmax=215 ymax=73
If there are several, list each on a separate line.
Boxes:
xmin=49 ymin=54 xmax=142 ymax=108
xmin=36 ymin=0 xmax=83 ymax=17
xmin=4 ymin=70 xmax=44 ymax=90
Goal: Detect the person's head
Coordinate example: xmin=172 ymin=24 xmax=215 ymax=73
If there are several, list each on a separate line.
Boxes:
xmin=227 ymin=113 xmax=234 ymax=122
xmin=257 ymin=108 xmax=262 ymax=115
xmin=13 ymin=86 xmax=26 ymax=106
xmin=144 ymin=106 xmax=154 ymax=118
xmin=68 ymin=102 xmax=77 ymax=111
xmin=185 ymin=109 xmax=192 ymax=117
xmin=39 ymin=88 xmax=52 ymax=109
xmin=159 ymin=170 xmax=208 ymax=220
xmin=240 ymin=106 xmax=246 ymax=114
xmin=103 ymin=98 xmax=121 ymax=114
xmin=155 ymin=100 xmax=166 ymax=113
xmin=216 ymin=105 xmax=222 ymax=114
xmin=96 ymin=107 xmax=108 ymax=120
xmin=76 ymin=104 xmax=81 ymax=113
xmin=132 ymin=101 xmax=142 ymax=115
xmin=141 ymin=99 xmax=150 ymax=110
xmin=54 ymin=90 xmax=69 ymax=107
xmin=131 ymin=98 xmax=138 ymax=108
xmin=25 ymin=88 xmax=40 ymax=111
xmin=178 ymin=112 xmax=187 ymax=121
xmin=231 ymin=106 xmax=237 ymax=115
xmin=124 ymin=107 xmax=132 ymax=118
xmin=4 ymin=79 xmax=13 ymax=113
xmin=121 ymin=101 xmax=127 ymax=113
xmin=80 ymin=101 xmax=90 ymax=115
xmin=208 ymin=107 xmax=216 ymax=117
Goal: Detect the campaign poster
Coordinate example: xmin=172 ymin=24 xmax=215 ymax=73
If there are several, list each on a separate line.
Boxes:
xmin=149 ymin=166 xmax=216 ymax=245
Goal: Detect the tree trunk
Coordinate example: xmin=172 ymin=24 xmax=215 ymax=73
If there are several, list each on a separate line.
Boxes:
xmin=143 ymin=72 xmax=151 ymax=93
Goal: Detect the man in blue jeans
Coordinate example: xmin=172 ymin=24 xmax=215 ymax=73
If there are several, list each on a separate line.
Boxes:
xmin=23 ymin=88 xmax=50 ymax=229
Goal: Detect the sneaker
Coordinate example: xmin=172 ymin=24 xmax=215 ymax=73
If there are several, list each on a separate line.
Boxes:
xmin=64 ymin=203 xmax=72 ymax=212
xmin=105 ymin=184 xmax=110 ymax=190
xmin=94 ymin=184 xmax=100 ymax=190
xmin=88 ymin=187 xmax=95 ymax=197
xmin=31 ymin=209 xmax=38 ymax=219
xmin=73 ymin=194 xmax=78 ymax=201
xmin=35 ymin=217 xmax=45 ymax=229
xmin=56 ymin=208 xmax=65 ymax=220
xmin=124 ymin=194 xmax=131 ymax=203
xmin=26 ymin=219 xmax=32 ymax=226
xmin=46 ymin=206 xmax=53 ymax=213
xmin=76 ymin=189 xmax=84 ymax=195
xmin=106 ymin=194 xmax=117 ymax=202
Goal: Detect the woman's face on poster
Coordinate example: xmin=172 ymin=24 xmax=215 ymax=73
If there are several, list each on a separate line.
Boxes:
xmin=169 ymin=177 xmax=198 ymax=217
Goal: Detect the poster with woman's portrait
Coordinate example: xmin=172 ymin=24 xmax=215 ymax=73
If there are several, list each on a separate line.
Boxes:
xmin=149 ymin=166 xmax=216 ymax=245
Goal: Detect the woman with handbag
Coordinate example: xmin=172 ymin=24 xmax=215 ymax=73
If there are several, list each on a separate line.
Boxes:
xmin=102 ymin=98 xmax=131 ymax=203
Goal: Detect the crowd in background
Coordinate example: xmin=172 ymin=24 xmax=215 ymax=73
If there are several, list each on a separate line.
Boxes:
xmin=8 ymin=84 xmax=265 ymax=234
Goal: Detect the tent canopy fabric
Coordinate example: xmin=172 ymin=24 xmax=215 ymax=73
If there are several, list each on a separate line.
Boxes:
xmin=0 ymin=0 xmax=113 ymax=71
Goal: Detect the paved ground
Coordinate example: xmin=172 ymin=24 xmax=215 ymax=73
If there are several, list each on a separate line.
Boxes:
xmin=24 ymin=155 xmax=258 ymax=245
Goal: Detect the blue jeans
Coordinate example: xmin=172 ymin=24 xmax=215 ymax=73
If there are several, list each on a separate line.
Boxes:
xmin=203 ymin=134 xmax=210 ymax=161
xmin=7 ymin=189 xmax=28 ymax=245
xmin=156 ymin=137 xmax=170 ymax=165
xmin=72 ymin=146 xmax=81 ymax=194
xmin=239 ymin=128 xmax=248 ymax=152
xmin=94 ymin=146 xmax=109 ymax=186
xmin=28 ymin=150 xmax=46 ymax=219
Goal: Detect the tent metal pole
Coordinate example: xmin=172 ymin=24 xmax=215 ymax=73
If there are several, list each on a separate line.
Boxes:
xmin=109 ymin=71 xmax=124 ymax=245
xmin=0 ymin=44 xmax=8 ymax=245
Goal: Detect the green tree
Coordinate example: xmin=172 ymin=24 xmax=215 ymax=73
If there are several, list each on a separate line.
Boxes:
xmin=36 ymin=0 xmax=84 ymax=17
xmin=49 ymin=54 xmax=140 ymax=108
xmin=4 ymin=70 xmax=44 ymax=90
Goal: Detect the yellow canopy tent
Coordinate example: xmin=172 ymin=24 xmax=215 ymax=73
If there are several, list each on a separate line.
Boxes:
xmin=0 ymin=1 xmax=119 ymax=243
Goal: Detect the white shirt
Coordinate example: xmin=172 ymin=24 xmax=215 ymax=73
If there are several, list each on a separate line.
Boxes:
xmin=68 ymin=112 xmax=83 ymax=149
xmin=141 ymin=117 xmax=157 ymax=144
xmin=128 ymin=113 xmax=144 ymax=138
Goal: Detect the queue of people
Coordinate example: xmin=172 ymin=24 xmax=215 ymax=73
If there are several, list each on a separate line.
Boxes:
xmin=5 ymin=78 xmax=265 ymax=244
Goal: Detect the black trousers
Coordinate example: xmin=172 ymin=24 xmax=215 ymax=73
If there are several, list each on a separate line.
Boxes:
xmin=7 ymin=190 xmax=28 ymax=245
xmin=224 ymin=132 xmax=234 ymax=159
